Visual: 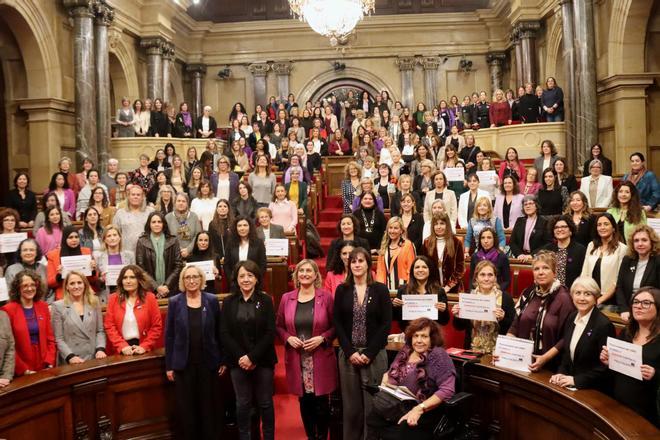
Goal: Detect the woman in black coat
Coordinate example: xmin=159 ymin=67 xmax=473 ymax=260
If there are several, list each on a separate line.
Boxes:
xmin=470 ymin=226 xmax=511 ymax=292
xmin=149 ymin=98 xmax=169 ymax=137
xmin=220 ymin=260 xmax=277 ymax=440
xmin=550 ymin=276 xmax=615 ymax=391
xmin=509 ymin=195 xmax=551 ymax=262
xmin=582 ymin=143 xmax=613 ymax=177
xmin=537 ymin=168 xmax=568 ymax=217
xmin=352 ymin=192 xmax=386 ymax=253
xmin=223 ymin=216 xmax=267 ymax=282
xmin=6 ymin=172 xmax=37 ymax=229
xmin=543 ymin=215 xmax=587 ymax=289
xmin=615 ymin=225 xmax=660 ymax=321
xmin=325 ymin=214 xmax=370 ymax=270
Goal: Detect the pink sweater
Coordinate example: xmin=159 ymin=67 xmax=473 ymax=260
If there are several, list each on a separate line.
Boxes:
xmin=35 ymin=225 xmax=62 ymax=254
xmin=323 ymin=271 xmax=345 ymax=298
xmin=268 ymin=200 xmax=298 ymax=233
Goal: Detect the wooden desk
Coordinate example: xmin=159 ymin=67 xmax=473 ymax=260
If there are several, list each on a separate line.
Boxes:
xmin=322 ymin=156 xmax=353 ymax=196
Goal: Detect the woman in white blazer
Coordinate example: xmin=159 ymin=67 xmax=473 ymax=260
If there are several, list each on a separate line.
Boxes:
xmin=580 ymin=213 xmax=627 ymax=309
xmin=51 ymin=271 xmax=107 ymax=365
xmin=578 ymin=159 xmax=613 ymax=209
xmin=458 ymin=173 xmax=489 ymax=229
xmin=423 ymin=170 xmax=457 ymax=228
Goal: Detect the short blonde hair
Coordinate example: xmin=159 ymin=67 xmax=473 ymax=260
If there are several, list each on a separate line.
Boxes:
xmin=570 ymin=276 xmax=602 ymax=298
xmin=293 ymin=259 xmax=322 ymax=289
xmin=178 ymin=264 xmax=207 ymax=292
xmin=532 ymin=250 xmax=557 ymax=274
xmin=63 ymin=271 xmax=98 ymax=307
xmin=256 ymin=207 xmax=273 ymax=218
xmin=420 ymin=159 xmax=436 ymax=174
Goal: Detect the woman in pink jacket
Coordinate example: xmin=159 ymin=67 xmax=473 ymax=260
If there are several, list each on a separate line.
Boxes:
xmin=276 ymin=259 xmax=337 ymax=440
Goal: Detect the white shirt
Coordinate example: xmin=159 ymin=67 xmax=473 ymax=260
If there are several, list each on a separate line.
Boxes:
xmin=569 ymin=308 xmax=593 ymax=360
xmin=362 ymin=168 xmax=374 ymax=179
xmin=313 ymin=139 xmax=322 ymax=154
xmin=190 ymin=197 xmax=219 ymax=230
xmin=216 ymin=178 xmax=230 ymax=200
xmin=202 ymin=117 xmax=210 ymax=132
xmin=122 ymin=300 xmax=140 ymax=341
xmin=436 ymin=239 xmax=446 ymax=284
xmin=633 ymin=259 xmax=649 ymax=293
xmin=238 ymin=241 xmax=249 ymax=261
xmin=263 ymin=227 xmax=270 ymax=240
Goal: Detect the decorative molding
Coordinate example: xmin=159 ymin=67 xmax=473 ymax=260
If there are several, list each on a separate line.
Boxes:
xmin=162 ymin=42 xmax=176 ymax=61
xmin=107 ymin=26 xmax=122 ymax=49
xmin=396 ymin=56 xmax=417 ymax=71
xmin=596 ymin=73 xmax=657 ymax=94
xmin=271 ymin=62 xmax=292 ymax=76
xmin=140 ymin=37 xmax=166 ymax=55
xmin=185 ymin=63 xmax=207 ymax=75
xmin=94 ymin=2 xmax=114 ymax=26
xmin=514 ymin=21 xmax=541 ymax=39
xmin=486 ymin=52 xmax=506 ymax=66
xmin=421 ymin=56 xmax=441 ymax=70
xmin=63 ymin=0 xmax=95 ymax=17
xmin=248 ymin=62 xmax=270 ymax=77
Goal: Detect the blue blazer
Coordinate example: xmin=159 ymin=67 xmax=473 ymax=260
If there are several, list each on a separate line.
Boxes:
xmin=165 ymin=291 xmax=222 ymax=371
xmin=210 ymin=172 xmax=240 ymax=200
xmin=623 ymin=171 xmax=660 ymax=210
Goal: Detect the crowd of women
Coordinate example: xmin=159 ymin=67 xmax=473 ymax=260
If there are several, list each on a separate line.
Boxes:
xmin=0 ymin=87 xmax=658 ymax=439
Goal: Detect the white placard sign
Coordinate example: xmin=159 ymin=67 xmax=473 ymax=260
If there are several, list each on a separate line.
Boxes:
xmin=402 ymin=295 xmax=438 ymax=320
xmin=185 ymin=260 xmax=215 ymax=280
xmin=0 ymin=278 xmax=8 ymax=302
xmin=458 ymin=293 xmax=496 ymax=322
xmin=265 ymin=238 xmax=289 ymax=257
xmin=494 ymin=335 xmax=534 ymax=373
xmin=0 ymin=232 xmax=27 ymax=253
xmin=61 ymin=255 xmax=93 ymax=277
xmin=105 ymin=265 xmax=125 ymax=286
xmin=648 ymin=218 xmax=660 ymax=237
xmin=607 ymin=337 xmax=643 ymax=380
xmin=476 ymin=170 xmax=498 ymax=186
xmin=444 ymin=167 xmax=465 ymax=182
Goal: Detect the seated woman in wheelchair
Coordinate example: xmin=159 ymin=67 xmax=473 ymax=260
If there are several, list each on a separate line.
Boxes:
xmin=367 ymin=317 xmax=456 ymax=440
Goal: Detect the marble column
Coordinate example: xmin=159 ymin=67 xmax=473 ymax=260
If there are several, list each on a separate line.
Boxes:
xmin=271 ymin=62 xmax=293 ymax=102
xmin=248 ymin=63 xmax=270 ymax=108
xmin=162 ymin=43 xmax=175 ymax=105
xmin=422 ymin=57 xmax=441 ymax=109
xmin=141 ymin=37 xmax=165 ymax=100
xmin=515 ymin=21 xmax=541 ymax=86
xmin=186 ymin=64 xmax=207 ymax=119
xmin=94 ymin=2 xmax=114 ymax=174
xmin=559 ymin=0 xmax=577 ymax=169
xmin=573 ymin=0 xmax=598 ymax=165
xmin=486 ymin=52 xmax=506 ymax=94
xmin=512 ymin=32 xmax=524 ymax=88
xmin=396 ymin=57 xmax=416 ymax=109
xmin=63 ymin=0 xmax=97 ymax=168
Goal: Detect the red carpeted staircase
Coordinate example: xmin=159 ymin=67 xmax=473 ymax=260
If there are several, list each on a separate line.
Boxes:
xmin=315 ymin=195 xmax=343 ymax=275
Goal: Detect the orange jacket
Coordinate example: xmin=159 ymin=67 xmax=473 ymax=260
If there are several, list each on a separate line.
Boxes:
xmin=46 ymin=247 xmax=98 ymax=301
xmin=375 ymin=239 xmax=416 ymax=288
xmin=103 ymin=292 xmax=163 ymax=354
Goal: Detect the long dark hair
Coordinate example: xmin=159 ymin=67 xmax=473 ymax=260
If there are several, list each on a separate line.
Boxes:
xmin=48 ymin=172 xmax=70 ymax=191
xmin=343 ymin=247 xmax=374 ymax=285
xmin=209 ymin=199 xmax=234 ymax=235
xmin=229 ymin=215 xmax=258 ymax=244
xmin=329 ymin=240 xmax=358 ymax=275
xmin=405 ymin=256 xmax=442 ymax=296
xmin=116 ymin=264 xmax=151 ymax=303
xmin=43 ymin=206 xmax=64 ymax=234
xmin=611 ymin=181 xmax=643 ymax=225
xmin=143 ymin=211 xmax=172 ymax=236
xmin=590 ymin=212 xmax=622 ymax=255
xmin=191 ymin=231 xmax=215 ymax=260
xmin=81 ymin=207 xmax=103 ymax=238
xmin=625 ymin=287 xmax=660 ymax=343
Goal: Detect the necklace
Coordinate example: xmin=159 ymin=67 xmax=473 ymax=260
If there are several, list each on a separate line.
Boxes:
xmin=361 ymin=209 xmax=375 ymax=233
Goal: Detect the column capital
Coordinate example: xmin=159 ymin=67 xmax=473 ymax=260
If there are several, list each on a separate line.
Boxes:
xmin=271 ymin=62 xmax=292 ymax=76
xmin=94 ymin=2 xmax=114 ymax=26
xmin=248 ymin=63 xmax=270 ymax=77
xmin=421 ymin=56 xmax=441 ymax=71
xmin=486 ymin=52 xmax=507 ymax=66
xmin=514 ymin=21 xmax=541 ymax=39
xmin=558 ymin=0 xmax=573 ymax=5
xmin=186 ymin=63 xmax=207 ymax=76
xmin=396 ymin=56 xmax=416 ymax=71
xmin=63 ymin=0 xmax=95 ymax=18
xmin=162 ymin=42 xmax=176 ymax=61
xmin=140 ymin=37 xmax=166 ymax=55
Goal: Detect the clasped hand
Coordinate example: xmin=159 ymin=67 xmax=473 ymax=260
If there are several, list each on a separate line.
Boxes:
xmin=287 ymin=336 xmax=324 ymax=352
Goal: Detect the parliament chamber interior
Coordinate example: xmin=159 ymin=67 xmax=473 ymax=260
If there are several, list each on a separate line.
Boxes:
xmin=0 ymin=0 xmax=659 ymax=439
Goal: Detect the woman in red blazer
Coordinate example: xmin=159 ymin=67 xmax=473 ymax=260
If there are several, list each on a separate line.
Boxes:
xmin=47 ymin=226 xmax=97 ymax=301
xmin=2 ymin=269 xmax=56 ymax=375
xmin=276 ymin=259 xmax=337 ymax=440
xmin=103 ymin=265 xmax=162 ymax=355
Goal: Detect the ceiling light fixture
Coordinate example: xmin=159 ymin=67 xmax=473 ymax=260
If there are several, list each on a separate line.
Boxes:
xmin=288 ymin=0 xmax=375 ymax=46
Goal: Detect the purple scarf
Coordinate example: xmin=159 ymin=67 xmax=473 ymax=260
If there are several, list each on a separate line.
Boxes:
xmin=181 ymin=111 xmax=192 ymax=128
xmin=388 ymin=346 xmax=455 ymax=400
xmin=475 ymin=247 xmax=500 ymax=265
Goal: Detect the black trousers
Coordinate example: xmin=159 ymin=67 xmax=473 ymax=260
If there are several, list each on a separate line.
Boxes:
xmin=366 ymin=405 xmax=443 ymax=440
xmin=174 ymin=363 xmax=218 ymax=440
xmin=299 ymin=393 xmax=330 ymax=440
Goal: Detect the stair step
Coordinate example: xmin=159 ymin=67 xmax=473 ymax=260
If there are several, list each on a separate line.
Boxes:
xmin=324 ymin=196 xmax=343 ymax=209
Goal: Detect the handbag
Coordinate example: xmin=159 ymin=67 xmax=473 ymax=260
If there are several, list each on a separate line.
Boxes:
xmin=371 ymin=389 xmax=417 ymax=422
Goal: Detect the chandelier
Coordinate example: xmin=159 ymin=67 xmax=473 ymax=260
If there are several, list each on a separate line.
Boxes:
xmin=289 ymin=0 xmax=375 ymax=46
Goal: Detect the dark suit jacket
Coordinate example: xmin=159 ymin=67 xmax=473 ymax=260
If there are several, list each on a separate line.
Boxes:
xmin=220 ymin=291 xmax=277 ymax=367
xmin=196 ymin=116 xmax=218 ymax=138
xmin=165 ymin=292 xmax=222 ymax=371
xmin=615 ymin=254 xmax=660 ymax=313
xmin=405 ymin=213 xmax=425 ymax=253
xmin=256 ymin=224 xmax=286 ymax=240
xmin=223 ymin=239 xmax=267 ymax=280
xmin=557 ymin=308 xmax=615 ymax=390
xmin=174 ymin=113 xmax=194 ymax=138
xmin=509 ymin=216 xmax=551 ymax=258
xmin=543 ymin=241 xmax=587 ymax=289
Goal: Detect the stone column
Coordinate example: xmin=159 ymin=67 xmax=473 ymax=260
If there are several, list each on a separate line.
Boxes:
xmin=422 ymin=57 xmax=441 ymax=109
xmin=94 ymin=2 xmax=114 ymax=174
xmin=186 ymin=64 xmax=207 ymax=119
xmin=271 ymin=62 xmax=293 ymax=102
xmin=63 ymin=0 xmax=97 ymax=167
xmin=515 ymin=21 xmax=541 ymax=86
xmin=162 ymin=43 xmax=175 ymax=105
xmin=248 ymin=63 xmax=270 ymax=108
xmin=559 ymin=0 xmax=577 ymax=169
xmin=512 ymin=31 xmax=524 ymax=88
xmin=486 ymin=52 xmax=506 ymax=94
xmin=141 ymin=37 xmax=165 ymax=100
xmin=573 ymin=0 xmax=598 ymax=166
xmin=396 ymin=57 xmax=416 ymax=109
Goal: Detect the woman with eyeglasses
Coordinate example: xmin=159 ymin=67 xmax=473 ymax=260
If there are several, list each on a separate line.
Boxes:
xmin=616 ymin=225 xmax=660 ymax=322
xmin=549 ymin=276 xmax=615 ymax=391
xmin=580 ymin=213 xmax=627 ymax=309
xmin=543 ymin=215 xmax=587 ymax=290
xmin=166 ymin=265 xmax=224 ymax=440
xmin=1 ymin=269 xmax=56 ymax=375
xmin=509 ymin=195 xmax=551 ymax=262
xmin=4 ymin=239 xmax=47 ymax=289
xmin=578 ymin=159 xmax=613 ymax=209
xmin=600 ymin=287 xmax=660 ymax=427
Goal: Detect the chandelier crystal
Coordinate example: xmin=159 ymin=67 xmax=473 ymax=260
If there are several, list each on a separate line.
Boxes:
xmin=289 ymin=0 xmax=375 ymax=46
